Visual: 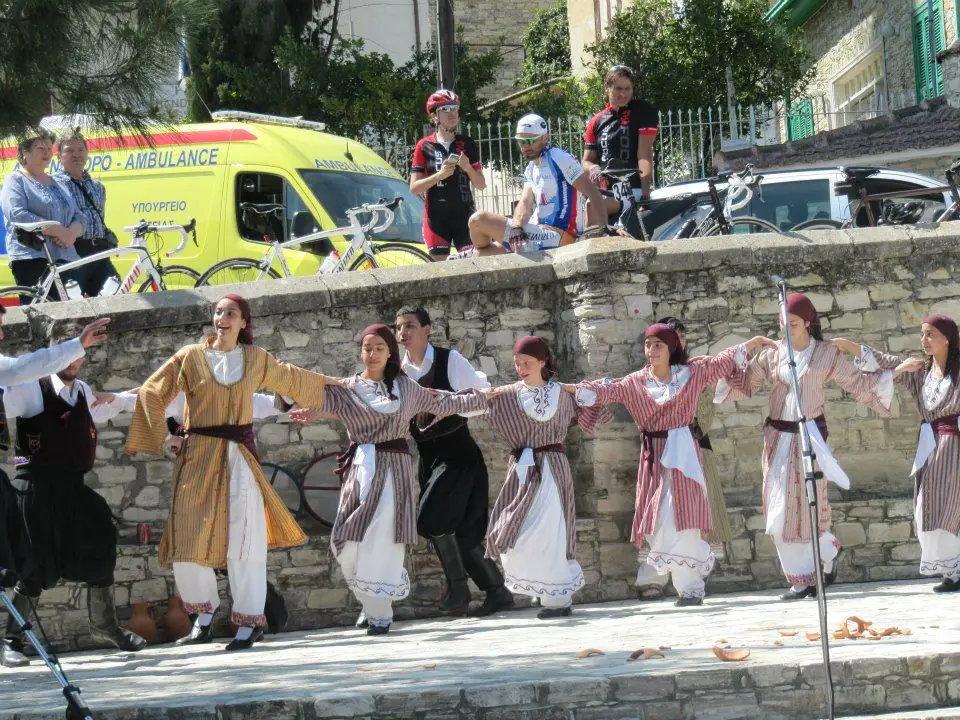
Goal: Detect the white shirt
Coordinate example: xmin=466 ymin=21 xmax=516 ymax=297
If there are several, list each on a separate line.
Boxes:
xmin=401 ymin=344 xmax=490 ymax=391
xmin=1 ymin=373 xmax=137 ymax=424
xmin=0 ymin=337 xmax=84 ymax=387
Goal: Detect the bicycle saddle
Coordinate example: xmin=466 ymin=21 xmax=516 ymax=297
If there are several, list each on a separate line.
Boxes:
xmin=842 ymin=167 xmax=880 ymax=182
xmin=12 ymin=220 xmax=59 ymax=232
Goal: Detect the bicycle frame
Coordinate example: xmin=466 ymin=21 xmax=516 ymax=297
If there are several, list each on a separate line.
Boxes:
xmin=840 ymin=170 xmax=959 ymax=226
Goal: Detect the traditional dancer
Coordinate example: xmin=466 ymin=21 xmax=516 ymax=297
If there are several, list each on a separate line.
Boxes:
xmin=632 ymin=316 xmax=735 ymax=600
xmin=395 ymin=307 xmax=514 ymax=617
xmin=482 ymin=336 xmax=608 ymax=619
xmin=569 ymin=325 xmax=772 ymax=606
xmin=126 ymin=294 xmax=335 ymax=651
xmin=1 ymin=341 xmax=145 ymax=667
xmin=716 ymin=292 xmax=893 ymax=600
xmin=290 ymin=324 xmax=491 ymax=635
xmin=839 ymin=314 xmax=960 ymax=592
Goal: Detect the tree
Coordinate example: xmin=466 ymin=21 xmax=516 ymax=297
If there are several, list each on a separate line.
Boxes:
xmin=585 ymin=0 xmax=813 ymax=111
xmin=515 ymin=0 xmax=572 ymax=88
xmin=0 ymin=0 xmax=211 ymax=138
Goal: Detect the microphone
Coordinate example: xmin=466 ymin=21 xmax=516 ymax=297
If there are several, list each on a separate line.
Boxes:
xmin=770 ymin=274 xmax=786 ymax=286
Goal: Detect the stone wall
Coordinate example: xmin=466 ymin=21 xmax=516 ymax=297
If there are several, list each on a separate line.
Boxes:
xmin=2 ymin=224 xmax=958 ymax=649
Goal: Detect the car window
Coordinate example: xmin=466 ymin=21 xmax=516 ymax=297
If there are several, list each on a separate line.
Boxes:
xmin=235 ymin=172 xmax=318 ymax=244
xmin=736 ymin=179 xmax=832 ymax=230
xmin=850 ymin=178 xmax=947 ymax=224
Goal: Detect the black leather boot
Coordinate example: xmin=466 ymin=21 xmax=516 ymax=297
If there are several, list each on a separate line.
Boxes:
xmin=1 ymin=588 xmax=33 ymax=667
xmin=462 ymin=545 xmax=515 ymax=617
xmin=176 ymin=611 xmax=216 ymax=646
xmin=264 ymin=581 xmax=289 ymax=634
xmin=87 ymin=585 xmax=147 ymax=652
xmin=432 ymin=534 xmax=472 ymax=615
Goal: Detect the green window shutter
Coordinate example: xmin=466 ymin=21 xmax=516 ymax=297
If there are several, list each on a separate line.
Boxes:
xmin=787 ymin=98 xmax=815 ymax=141
xmin=913 ymin=0 xmax=946 ymax=102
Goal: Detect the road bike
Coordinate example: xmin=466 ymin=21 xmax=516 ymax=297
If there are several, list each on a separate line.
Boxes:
xmin=793 ymin=160 xmax=960 ymax=231
xmin=0 ymin=219 xmax=198 ymax=305
xmin=672 ymin=164 xmax=780 ymax=237
xmin=262 ymin=451 xmax=342 ymax=528
xmin=194 ymin=197 xmax=431 ymax=287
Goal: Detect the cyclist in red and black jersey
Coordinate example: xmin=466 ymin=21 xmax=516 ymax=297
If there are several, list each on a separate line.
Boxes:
xmin=410 ymin=90 xmax=487 ymax=258
xmin=582 ymin=65 xmax=658 ymax=202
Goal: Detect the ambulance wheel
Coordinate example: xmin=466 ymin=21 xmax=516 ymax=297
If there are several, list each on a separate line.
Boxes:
xmin=137 ymin=265 xmax=201 ymax=292
xmin=0 ymin=286 xmax=41 ymax=306
xmin=349 ymin=243 xmax=432 ymax=271
xmin=195 ymin=258 xmax=282 ymax=287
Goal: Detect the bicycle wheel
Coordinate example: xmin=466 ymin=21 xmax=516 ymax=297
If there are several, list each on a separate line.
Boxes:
xmin=791 ymin=219 xmax=844 ymax=231
xmin=702 ymin=216 xmax=780 ymax=236
xmin=349 ymin=242 xmax=432 ymax=271
xmin=137 ymin=265 xmax=201 ymax=293
xmin=299 ymin=451 xmax=342 ymax=528
xmin=261 ymin=461 xmax=304 ymax=520
xmin=0 ymin=286 xmax=42 ymax=306
xmin=195 ymin=258 xmax=281 ymax=287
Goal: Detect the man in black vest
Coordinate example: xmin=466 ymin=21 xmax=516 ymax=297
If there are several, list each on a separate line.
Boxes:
xmin=1 ymin=344 xmax=145 ymax=667
xmin=395 ymin=307 xmax=514 ymax=617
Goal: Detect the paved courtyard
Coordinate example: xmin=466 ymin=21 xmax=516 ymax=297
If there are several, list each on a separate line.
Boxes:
xmin=1 ymin=579 xmax=959 ymax=719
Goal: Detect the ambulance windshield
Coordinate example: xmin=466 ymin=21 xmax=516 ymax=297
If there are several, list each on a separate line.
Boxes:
xmin=299 ymin=170 xmax=424 ymax=243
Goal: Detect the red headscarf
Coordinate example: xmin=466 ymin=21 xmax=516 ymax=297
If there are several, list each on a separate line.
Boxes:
xmin=512 ymin=335 xmax=557 ymax=381
xmin=786 ymin=292 xmax=818 ymax=324
xmin=643 ymin=323 xmax=680 ymax=353
xmin=220 ymin=294 xmax=253 ymax=345
xmin=924 ymin=314 xmax=960 ymax=349
xmin=360 ymin=323 xmax=401 ymax=372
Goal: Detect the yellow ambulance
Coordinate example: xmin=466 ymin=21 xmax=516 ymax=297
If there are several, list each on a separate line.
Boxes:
xmin=0 ymin=111 xmax=427 ymax=291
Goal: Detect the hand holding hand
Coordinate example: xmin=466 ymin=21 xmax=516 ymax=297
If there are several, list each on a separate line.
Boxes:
xmin=894 ymin=357 xmax=925 ymax=377
xmin=558 ymin=382 xmax=577 ymax=394
xmin=745 ymin=336 xmax=777 ymax=352
xmin=165 ymin=435 xmax=184 ymax=455
xmin=91 ymin=390 xmax=115 ymax=407
xmin=828 ymin=338 xmax=861 ymax=357
xmin=289 ymin=407 xmax=324 ymax=424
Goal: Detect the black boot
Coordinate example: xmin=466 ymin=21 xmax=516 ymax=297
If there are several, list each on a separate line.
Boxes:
xmin=87 ymin=585 xmax=147 ymax=652
xmin=225 ymin=626 xmax=264 ymax=651
xmin=1 ymin=588 xmax=33 ymax=667
xmin=264 ymin=582 xmax=289 ymax=635
xmin=432 ymin=534 xmax=472 ymax=615
xmin=176 ymin=612 xmax=216 ymax=646
xmin=462 ymin=545 xmax=515 ymax=617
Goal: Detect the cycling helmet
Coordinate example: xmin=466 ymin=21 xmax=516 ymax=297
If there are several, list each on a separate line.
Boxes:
xmin=426 ymin=89 xmax=460 ymax=115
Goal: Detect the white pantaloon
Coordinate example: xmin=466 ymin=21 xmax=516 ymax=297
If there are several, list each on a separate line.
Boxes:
xmin=917 ymin=488 xmax=960 ymax=580
xmin=501 ymin=457 xmax=584 ymax=608
xmin=334 ymin=471 xmax=409 ymax=629
xmin=173 ymin=442 xmax=268 ymax=626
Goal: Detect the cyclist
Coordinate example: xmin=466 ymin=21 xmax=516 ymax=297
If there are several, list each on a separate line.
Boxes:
xmin=467 ymin=114 xmax=605 ymax=256
xmin=583 ymin=65 xmax=660 ymax=231
xmin=410 ymin=90 xmax=487 ymax=258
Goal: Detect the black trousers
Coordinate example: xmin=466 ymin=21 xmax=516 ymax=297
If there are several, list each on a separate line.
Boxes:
xmin=416 ymin=431 xmax=490 ymax=550
xmin=10 ymin=469 xmax=116 ymax=595
xmin=0 ymin=472 xmax=28 ymax=587
xmin=73 ymin=238 xmax=120 ymax=296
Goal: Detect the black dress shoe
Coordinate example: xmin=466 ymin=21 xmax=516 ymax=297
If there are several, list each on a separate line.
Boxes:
xmin=467 ymin=586 xmax=516 ymax=617
xmin=355 ymin=612 xmax=368 ymax=629
xmin=536 ymin=605 xmax=572 ymax=619
xmin=674 ymin=595 xmax=703 ymax=607
xmin=0 ymin=638 xmax=29 ymax=668
xmin=225 ymin=626 xmax=264 ymax=651
xmin=176 ymin=618 xmax=215 ymax=646
xmin=366 ymin=624 xmax=390 ymax=636
xmin=823 ymin=548 xmax=843 ymax=587
xmin=780 ymin=586 xmax=817 ymax=601
xmin=933 ymin=577 xmax=960 ymax=593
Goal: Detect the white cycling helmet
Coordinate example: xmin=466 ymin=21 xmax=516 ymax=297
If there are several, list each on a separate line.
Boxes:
xmin=515 ymin=114 xmax=548 ymax=138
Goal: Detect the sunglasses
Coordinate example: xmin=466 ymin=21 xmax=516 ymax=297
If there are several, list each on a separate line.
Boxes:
xmin=515 ymin=137 xmax=541 ymax=145
xmin=438 ymin=104 xmax=459 ymax=112
xmin=610 ymin=64 xmax=634 ymax=74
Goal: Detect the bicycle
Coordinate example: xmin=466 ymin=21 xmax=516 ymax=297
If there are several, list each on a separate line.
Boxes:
xmin=194 ymin=197 xmax=432 ymax=287
xmin=0 ymin=219 xmax=199 ymax=305
xmin=793 ymin=160 xmax=960 ymax=231
xmin=597 ymin=162 xmax=699 ymax=241
xmin=674 ymin=164 xmax=780 ymax=237
xmin=262 ymin=451 xmax=342 ymax=528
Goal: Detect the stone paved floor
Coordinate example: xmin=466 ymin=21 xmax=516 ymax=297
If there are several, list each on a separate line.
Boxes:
xmin=1 ymin=579 xmax=959 ymax=719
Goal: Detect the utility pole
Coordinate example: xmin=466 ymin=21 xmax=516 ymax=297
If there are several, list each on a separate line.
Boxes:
xmin=437 ymin=0 xmax=456 ymax=89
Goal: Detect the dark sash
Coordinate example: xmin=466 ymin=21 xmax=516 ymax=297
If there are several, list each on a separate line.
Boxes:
xmin=188 ymin=423 xmax=259 ymax=463
xmin=764 ymin=414 xmax=829 ymax=441
xmin=335 ymin=438 xmax=411 ymax=477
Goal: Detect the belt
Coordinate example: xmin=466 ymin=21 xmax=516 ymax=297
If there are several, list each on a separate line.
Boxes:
xmin=931 ymin=414 xmax=960 ymax=436
xmin=640 ymin=427 xmax=693 ymax=471
xmin=335 ymin=438 xmax=410 ymax=477
xmin=188 ymin=423 xmax=259 ymax=463
xmin=764 ymin=414 xmax=829 ymax=441
xmin=510 ymin=443 xmax=565 ymax=460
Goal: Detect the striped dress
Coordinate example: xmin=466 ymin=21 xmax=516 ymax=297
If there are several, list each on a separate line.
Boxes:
xmin=580 ymin=346 xmax=743 ymax=548
xmin=719 ymin=341 xmax=892 ymax=544
xmin=697 ymin=387 xmax=732 ymax=545
xmin=326 ymin=374 xmax=488 ymax=552
xmin=126 ymin=340 xmax=328 ymax=568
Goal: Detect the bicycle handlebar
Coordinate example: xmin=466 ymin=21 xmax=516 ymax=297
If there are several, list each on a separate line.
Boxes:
xmin=349 ymin=197 xmax=404 ymax=235
xmin=122 ymin=219 xmax=198 ymax=258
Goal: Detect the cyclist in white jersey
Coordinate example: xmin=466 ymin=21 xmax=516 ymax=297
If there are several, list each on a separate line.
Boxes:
xmin=465 ymin=114 xmax=605 ymax=257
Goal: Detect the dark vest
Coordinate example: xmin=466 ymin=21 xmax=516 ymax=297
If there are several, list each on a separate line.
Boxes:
xmin=409 ymin=347 xmax=469 ymax=444
xmin=15 ymin=377 xmax=97 ymax=474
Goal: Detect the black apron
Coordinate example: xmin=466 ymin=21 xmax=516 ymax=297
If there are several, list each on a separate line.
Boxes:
xmin=411 ymin=347 xmax=490 ymax=547
xmin=11 ymin=378 xmax=116 ymax=592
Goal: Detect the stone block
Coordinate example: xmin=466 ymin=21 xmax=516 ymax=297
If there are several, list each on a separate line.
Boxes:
xmin=866 ymin=521 xmax=912 ymax=544
xmin=463 ymin=682 xmax=537 ymax=708
xmin=834 ymin=522 xmax=867 ymax=547
xmin=545 ymin=677 xmax=611 ymax=704
xmin=609 ymin=674 xmax=675 ymax=701
xmin=835 ymin=289 xmax=871 ymax=311
xmin=684 ymin=692 xmax=763 ymax=719
xmin=883 ymin=679 xmax=939 ymax=709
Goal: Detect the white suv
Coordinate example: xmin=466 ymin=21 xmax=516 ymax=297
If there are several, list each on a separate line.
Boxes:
xmin=647 ymin=166 xmax=954 ymax=240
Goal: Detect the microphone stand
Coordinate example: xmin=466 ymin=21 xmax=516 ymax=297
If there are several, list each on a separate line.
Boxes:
xmin=772 ymin=276 xmax=835 ymax=720
xmin=1 ymin=574 xmax=96 ymax=720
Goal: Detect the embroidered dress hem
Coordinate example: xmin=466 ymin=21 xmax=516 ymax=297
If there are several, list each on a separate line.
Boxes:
xmin=183 ymin=600 xmax=215 ymax=614
xmin=231 ymin=611 xmax=266 ymax=627
xmin=647 ymin=550 xmax=715 ymax=576
xmin=344 ymin=573 xmax=411 ymax=600
xmin=504 ymin=564 xmax=584 ymax=600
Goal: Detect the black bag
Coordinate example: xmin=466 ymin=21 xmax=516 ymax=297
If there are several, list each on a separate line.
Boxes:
xmin=72 ymin=178 xmax=118 ymax=249
xmin=14 ymin=227 xmax=44 ymax=251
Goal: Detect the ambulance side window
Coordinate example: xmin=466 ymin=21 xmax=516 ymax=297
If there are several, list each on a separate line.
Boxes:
xmin=235 ymin=172 xmax=318 ymax=242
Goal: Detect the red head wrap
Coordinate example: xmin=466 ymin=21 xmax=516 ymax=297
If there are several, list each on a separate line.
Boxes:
xmin=924 ymin=314 xmax=960 ymax=349
xmin=643 ymin=323 xmax=680 ymax=353
xmin=512 ymin=335 xmax=557 ymax=381
xmin=359 ymin=323 xmax=401 ymax=371
xmin=219 ymin=294 xmax=253 ymax=345
xmin=786 ymin=292 xmax=818 ymax=324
